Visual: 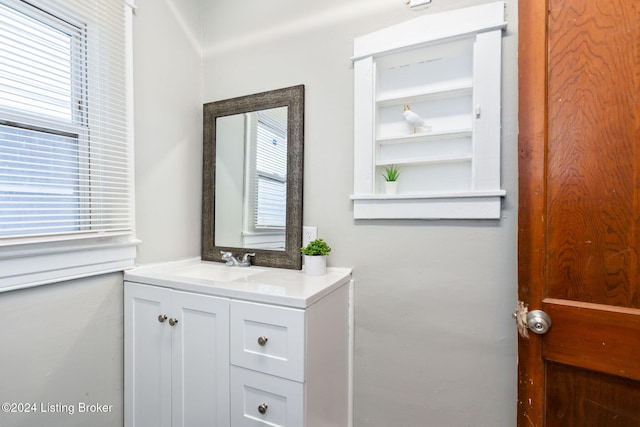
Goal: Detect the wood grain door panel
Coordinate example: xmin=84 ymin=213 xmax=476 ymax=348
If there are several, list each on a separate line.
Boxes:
xmin=542 ymin=299 xmax=640 ymax=381
xmin=546 ymin=0 xmax=640 ymax=309
xmin=546 ymin=362 xmax=640 ymax=427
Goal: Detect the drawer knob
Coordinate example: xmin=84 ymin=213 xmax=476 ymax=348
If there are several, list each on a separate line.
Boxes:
xmin=258 ymin=403 xmax=268 ymax=414
xmin=257 ymin=336 xmax=268 ymax=346
xmin=158 ymin=314 xmax=167 ymax=323
xmin=169 ymin=318 xmax=179 ymax=326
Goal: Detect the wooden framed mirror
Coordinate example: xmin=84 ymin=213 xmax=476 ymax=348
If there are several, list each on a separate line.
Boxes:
xmin=202 ymin=85 xmax=304 ymax=269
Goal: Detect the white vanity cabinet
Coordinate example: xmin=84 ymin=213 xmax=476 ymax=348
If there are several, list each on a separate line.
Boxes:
xmin=124 ymin=259 xmax=352 ymax=427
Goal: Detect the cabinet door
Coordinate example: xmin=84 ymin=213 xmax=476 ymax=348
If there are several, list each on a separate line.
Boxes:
xmin=171 ymin=290 xmax=230 ymax=427
xmin=125 ymin=282 xmax=173 ymax=427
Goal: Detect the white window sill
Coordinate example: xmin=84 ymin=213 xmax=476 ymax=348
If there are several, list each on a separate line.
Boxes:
xmin=0 ymin=236 xmax=139 ymax=292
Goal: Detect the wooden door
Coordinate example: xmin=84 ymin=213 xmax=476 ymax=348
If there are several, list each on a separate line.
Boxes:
xmin=518 ymin=0 xmax=640 ymax=426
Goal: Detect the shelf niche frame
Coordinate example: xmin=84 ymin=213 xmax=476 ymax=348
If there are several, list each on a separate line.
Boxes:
xmin=351 ymin=2 xmax=507 ymax=219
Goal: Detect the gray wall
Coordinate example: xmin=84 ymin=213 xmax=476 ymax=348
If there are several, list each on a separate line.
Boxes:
xmin=134 ymin=0 xmax=203 ymax=264
xmin=202 ymin=0 xmax=518 ymax=426
xmin=0 ymin=1 xmax=517 ymax=426
xmin=0 ymin=273 xmax=124 ymax=427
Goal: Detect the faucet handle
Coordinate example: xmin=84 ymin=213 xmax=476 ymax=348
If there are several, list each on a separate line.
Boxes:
xmin=241 ymin=253 xmax=255 ymax=266
xmin=220 ymin=251 xmax=235 ymax=265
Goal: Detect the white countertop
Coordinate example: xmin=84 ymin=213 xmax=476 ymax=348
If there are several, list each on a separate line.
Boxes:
xmin=124 ymin=257 xmax=352 ymax=309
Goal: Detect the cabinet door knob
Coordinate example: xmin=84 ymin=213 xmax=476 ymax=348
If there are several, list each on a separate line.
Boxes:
xmin=169 ymin=318 xmax=179 ymax=326
xmin=158 ymin=314 xmax=167 ymax=323
xmin=257 ymin=336 xmax=268 ymax=346
xmin=258 ymin=403 xmax=268 ymax=414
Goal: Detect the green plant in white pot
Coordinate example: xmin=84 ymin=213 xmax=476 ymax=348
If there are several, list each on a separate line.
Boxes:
xmin=300 ymin=239 xmax=331 ymax=276
xmin=381 ymin=164 xmax=400 ymax=194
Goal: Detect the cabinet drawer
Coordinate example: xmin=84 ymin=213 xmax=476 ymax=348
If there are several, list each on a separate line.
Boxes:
xmin=230 ymin=366 xmax=303 ymax=427
xmin=230 ymin=300 xmax=305 ymax=382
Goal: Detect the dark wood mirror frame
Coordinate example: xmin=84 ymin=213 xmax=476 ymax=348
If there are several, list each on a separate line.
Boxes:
xmin=202 ymin=85 xmax=304 ymax=269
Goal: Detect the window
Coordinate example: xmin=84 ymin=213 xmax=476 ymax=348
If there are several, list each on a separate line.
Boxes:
xmin=0 ymin=0 xmax=136 ymax=290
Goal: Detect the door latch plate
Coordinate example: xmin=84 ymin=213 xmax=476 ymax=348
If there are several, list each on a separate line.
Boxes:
xmin=513 ymin=301 xmax=530 ymax=338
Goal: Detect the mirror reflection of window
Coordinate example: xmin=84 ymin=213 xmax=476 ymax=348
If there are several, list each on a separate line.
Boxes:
xmin=255 ymin=109 xmax=287 ymax=227
xmin=243 ymin=107 xmax=287 ymax=249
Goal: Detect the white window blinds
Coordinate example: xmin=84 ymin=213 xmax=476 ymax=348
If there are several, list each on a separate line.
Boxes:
xmin=254 ymin=109 xmax=287 ymax=229
xmin=0 ymin=0 xmax=131 ymax=243
xmin=0 ymin=0 xmax=135 ymax=290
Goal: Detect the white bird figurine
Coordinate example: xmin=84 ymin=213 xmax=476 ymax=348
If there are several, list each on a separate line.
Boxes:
xmin=402 ymin=105 xmax=431 ymax=134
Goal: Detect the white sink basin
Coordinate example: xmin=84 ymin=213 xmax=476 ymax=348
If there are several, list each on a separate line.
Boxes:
xmin=171 ymin=262 xmax=265 ymax=282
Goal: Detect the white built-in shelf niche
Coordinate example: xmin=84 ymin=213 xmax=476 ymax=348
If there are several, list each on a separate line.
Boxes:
xmin=351 ymin=2 xmax=507 ymax=219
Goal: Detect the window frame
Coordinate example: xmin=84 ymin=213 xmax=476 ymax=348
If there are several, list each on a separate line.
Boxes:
xmin=0 ymin=0 xmax=137 ymax=292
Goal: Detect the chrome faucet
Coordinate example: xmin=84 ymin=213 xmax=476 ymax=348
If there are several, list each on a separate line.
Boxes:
xmin=220 ymin=251 xmax=255 ymax=267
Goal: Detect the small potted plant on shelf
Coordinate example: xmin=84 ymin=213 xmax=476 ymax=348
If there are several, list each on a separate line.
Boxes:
xmin=381 ymin=164 xmax=400 ymax=195
xmin=300 ymin=238 xmax=331 ymax=276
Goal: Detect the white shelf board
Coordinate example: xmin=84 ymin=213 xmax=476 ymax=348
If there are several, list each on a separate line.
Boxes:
xmin=376 ymin=154 xmax=472 ymax=166
xmin=350 ymin=190 xmax=506 ymax=219
xmin=377 ymin=129 xmax=472 ymax=145
xmin=376 ymin=83 xmax=473 ymax=107
xmin=351 ymin=190 xmax=506 ymax=200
